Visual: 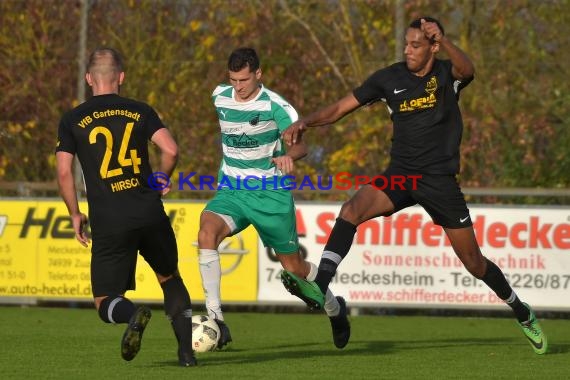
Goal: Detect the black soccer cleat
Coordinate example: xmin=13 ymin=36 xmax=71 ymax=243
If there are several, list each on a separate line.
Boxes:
xmin=329 ymin=296 xmax=350 ymax=349
xmin=121 ymin=306 xmax=152 ymax=361
xmin=178 ymin=346 xmax=198 ymax=367
xmin=214 ymin=319 xmax=233 ymax=349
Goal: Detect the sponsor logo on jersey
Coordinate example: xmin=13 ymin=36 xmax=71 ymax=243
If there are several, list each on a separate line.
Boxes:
xmin=398 ymin=76 xmax=438 ymax=112
xmin=224 ymin=133 xmax=259 ymax=148
xmin=394 ymin=76 xmax=437 ymax=112
xmin=399 ymin=93 xmax=436 ymax=112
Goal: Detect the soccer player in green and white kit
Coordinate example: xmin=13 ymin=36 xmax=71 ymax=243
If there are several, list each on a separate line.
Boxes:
xmin=197 ymin=47 xmax=350 ymax=349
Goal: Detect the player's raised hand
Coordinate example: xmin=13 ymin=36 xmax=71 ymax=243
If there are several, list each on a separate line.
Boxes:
xmin=282 ymin=120 xmax=307 ymax=146
xmin=421 ymin=18 xmax=443 ymax=43
xmin=72 ymin=212 xmax=90 ymax=247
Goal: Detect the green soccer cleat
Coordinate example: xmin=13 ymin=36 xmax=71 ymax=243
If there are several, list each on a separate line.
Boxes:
xmin=121 ymin=306 xmax=152 ymax=361
xmin=518 ymin=303 xmax=548 ymax=355
xmin=281 ymin=270 xmax=325 ymax=310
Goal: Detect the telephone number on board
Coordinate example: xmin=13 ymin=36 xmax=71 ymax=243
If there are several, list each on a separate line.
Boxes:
xmin=504 ymin=273 xmax=570 ymax=290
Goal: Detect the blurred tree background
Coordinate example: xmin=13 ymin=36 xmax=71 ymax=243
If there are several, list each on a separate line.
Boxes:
xmin=0 ymin=0 xmax=568 ymax=200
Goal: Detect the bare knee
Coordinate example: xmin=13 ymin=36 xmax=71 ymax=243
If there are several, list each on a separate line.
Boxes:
xmin=338 ymin=185 xmax=393 ymax=225
xmin=338 ymin=199 xmax=360 ymax=224
xmin=198 ymin=212 xmax=230 ymax=248
xmin=445 ymin=227 xmax=487 ymax=278
xmin=198 ymin=228 xmax=218 ymax=247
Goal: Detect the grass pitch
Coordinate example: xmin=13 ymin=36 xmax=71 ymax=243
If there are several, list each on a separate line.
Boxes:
xmin=1 ymin=305 xmax=568 ymax=380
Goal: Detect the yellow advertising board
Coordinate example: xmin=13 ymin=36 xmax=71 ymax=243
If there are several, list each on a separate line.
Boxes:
xmin=0 ymin=199 xmax=258 ymax=303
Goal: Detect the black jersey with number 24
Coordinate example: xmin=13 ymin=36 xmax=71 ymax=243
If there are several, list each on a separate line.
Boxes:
xmin=353 ymin=59 xmax=473 ymax=175
xmin=56 ymin=94 xmax=167 ymax=235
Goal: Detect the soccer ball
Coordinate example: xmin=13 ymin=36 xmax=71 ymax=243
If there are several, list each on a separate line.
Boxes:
xmin=191 ymin=315 xmax=220 ymax=352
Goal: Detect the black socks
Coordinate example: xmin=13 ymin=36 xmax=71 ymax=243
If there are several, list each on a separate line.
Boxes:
xmin=98 ymin=296 xmax=136 ymax=324
xmin=314 ymin=218 xmax=357 ymax=294
xmin=161 ymin=276 xmax=193 ymax=346
xmin=481 ymin=258 xmax=529 ymax=322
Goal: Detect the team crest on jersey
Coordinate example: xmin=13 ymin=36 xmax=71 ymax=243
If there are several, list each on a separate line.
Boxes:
xmin=425 ymin=76 xmax=437 ymax=94
xmin=225 ymin=133 xmax=259 ymax=148
xmin=399 ymin=76 xmax=438 ymax=113
xmin=249 ymin=113 xmax=260 ymax=126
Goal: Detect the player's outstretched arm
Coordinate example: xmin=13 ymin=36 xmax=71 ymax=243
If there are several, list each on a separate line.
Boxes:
xmin=282 ymin=93 xmax=360 ymax=145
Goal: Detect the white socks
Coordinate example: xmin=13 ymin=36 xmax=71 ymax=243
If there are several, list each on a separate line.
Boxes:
xmin=198 ymin=248 xmax=223 ymax=321
xmin=199 ymin=251 xmax=340 ymax=319
xmin=307 ymin=262 xmax=340 ymax=317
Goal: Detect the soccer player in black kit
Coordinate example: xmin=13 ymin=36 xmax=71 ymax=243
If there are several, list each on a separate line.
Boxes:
xmin=56 ymin=47 xmax=197 ymax=366
xmin=280 ymin=17 xmax=547 ymax=354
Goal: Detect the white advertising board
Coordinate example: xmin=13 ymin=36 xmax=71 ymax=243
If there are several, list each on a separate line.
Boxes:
xmin=258 ymin=204 xmax=570 ymax=310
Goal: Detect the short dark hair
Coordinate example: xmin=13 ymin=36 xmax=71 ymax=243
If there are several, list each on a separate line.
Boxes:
xmin=409 ymin=17 xmax=445 ymax=37
xmin=228 ymin=47 xmax=259 ymax=72
xmin=87 ymin=47 xmax=124 ymax=73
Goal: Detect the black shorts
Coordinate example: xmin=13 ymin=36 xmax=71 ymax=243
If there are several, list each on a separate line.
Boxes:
xmin=90 ymin=218 xmax=178 ymax=297
xmin=372 ymin=167 xmax=472 ymax=229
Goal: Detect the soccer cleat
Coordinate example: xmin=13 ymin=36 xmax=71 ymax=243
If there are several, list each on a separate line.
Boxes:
xmin=178 ymin=346 xmax=198 ymax=367
xmin=329 ymin=296 xmax=350 ymax=349
xmin=214 ymin=319 xmax=233 ymax=349
xmin=121 ymin=306 xmax=152 ymax=361
xmin=518 ymin=303 xmax=548 ymax=355
xmin=280 ymin=270 xmax=325 ymax=310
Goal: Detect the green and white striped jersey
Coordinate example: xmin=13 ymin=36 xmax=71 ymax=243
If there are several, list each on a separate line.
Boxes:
xmin=212 ymin=84 xmax=298 ymax=190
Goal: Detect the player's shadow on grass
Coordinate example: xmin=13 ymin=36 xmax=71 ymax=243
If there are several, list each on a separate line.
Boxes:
xmin=185 ymin=338 xmax=498 ymax=367
xmin=361 ymin=337 xmax=570 ymax=355
xmin=148 ymin=340 xmax=396 ymax=368
xmin=148 ymin=336 xmax=570 ymax=367
xmin=369 ymin=336 xmax=520 ymax=350
xmin=160 ymin=339 xmax=397 ymax=367
xmin=189 ymin=336 xmax=570 ymax=367
xmin=541 ymin=342 xmax=570 ymax=355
